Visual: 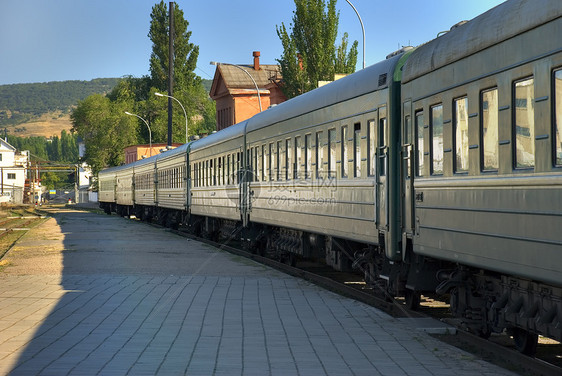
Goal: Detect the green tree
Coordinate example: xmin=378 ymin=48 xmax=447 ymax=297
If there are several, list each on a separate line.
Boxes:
xmin=71 ymin=94 xmax=137 ymax=176
xmin=60 ymin=130 xmax=78 ymax=162
xmin=149 ymin=0 xmax=199 ymax=91
xmin=47 ymin=135 xmax=61 ymax=161
xmin=276 ymin=0 xmax=359 ymax=98
xmin=145 ymin=1 xmax=215 ymax=144
xmin=41 ymin=171 xmax=62 ymax=190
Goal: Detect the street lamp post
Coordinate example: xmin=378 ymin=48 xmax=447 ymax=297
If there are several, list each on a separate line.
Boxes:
xmin=210 ymin=61 xmax=262 ymax=112
xmin=155 ymin=92 xmax=189 ymax=143
xmin=125 ymin=112 xmax=152 ymax=157
xmin=345 ymin=0 xmax=365 ymax=69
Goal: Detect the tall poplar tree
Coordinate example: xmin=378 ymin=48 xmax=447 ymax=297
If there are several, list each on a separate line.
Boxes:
xmin=146 ymin=1 xmax=215 ymax=144
xmin=149 ymin=1 xmax=200 ymax=91
xmin=277 ymin=0 xmax=359 ymax=98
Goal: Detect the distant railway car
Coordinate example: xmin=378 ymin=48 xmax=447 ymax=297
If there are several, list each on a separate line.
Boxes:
xmin=401 ymin=0 xmax=562 ymax=352
xmin=114 ymin=163 xmax=134 ymax=216
xmin=98 ymin=165 xmax=119 ymax=214
xmin=131 ymin=156 xmax=157 ymax=221
xmin=189 ymin=121 xmax=247 ymax=238
xmin=152 ymin=143 xmax=190 ymax=227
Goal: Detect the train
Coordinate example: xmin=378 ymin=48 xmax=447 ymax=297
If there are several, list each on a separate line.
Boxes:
xmin=99 ymin=0 xmax=562 ymax=355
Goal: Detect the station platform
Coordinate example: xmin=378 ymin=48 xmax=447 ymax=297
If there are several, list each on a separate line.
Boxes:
xmin=0 ymin=207 xmax=517 ymax=375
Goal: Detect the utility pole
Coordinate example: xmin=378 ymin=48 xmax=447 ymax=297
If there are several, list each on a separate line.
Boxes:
xmin=167 ymin=1 xmax=174 ymax=148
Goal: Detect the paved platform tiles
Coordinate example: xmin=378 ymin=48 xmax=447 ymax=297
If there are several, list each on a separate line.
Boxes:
xmin=0 ymin=209 xmax=517 ymax=375
xmin=1 ymin=272 xmax=517 ymax=376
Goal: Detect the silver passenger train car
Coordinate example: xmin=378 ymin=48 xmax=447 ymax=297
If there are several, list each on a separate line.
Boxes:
xmin=98 ymin=0 xmax=562 ymax=353
xmin=401 ymin=0 xmax=562 ymax=352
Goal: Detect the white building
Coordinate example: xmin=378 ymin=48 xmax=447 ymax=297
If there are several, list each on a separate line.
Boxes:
xmin=77 ymin=137 xmax=96 ymax=203
xmin=0 ymin=139 xmax=28 ymax=204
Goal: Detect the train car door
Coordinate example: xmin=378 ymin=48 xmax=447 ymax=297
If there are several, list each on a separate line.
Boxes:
xmin=376 ymin=106 xmax=388 ymax=231
xmin=401 ymin=101 xmax=415 ymax=241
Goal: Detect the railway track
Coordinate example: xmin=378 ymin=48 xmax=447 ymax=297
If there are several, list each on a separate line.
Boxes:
xmin=0 ymin=206 xmax=46 ymax=260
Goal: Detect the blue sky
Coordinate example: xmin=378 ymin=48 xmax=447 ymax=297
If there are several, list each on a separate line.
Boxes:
xmin=0 ymin=0 xmax=505 ymax=85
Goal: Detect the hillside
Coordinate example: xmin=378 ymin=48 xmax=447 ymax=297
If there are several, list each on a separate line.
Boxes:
xmin=0 ymin=78 xmax=121 ymax=138
xmin=0 ymin=78 xmax=213 ymax=138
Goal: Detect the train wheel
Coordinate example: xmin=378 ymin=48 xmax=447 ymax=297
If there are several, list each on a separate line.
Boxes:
xmin=405 ymin=289 xmax=420 ymax=310
xmin=512 ymin=327 xmax=538 ymax=356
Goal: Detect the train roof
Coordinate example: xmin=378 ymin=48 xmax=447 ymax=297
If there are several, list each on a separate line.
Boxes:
xmin=98 ymin=142 xmax=192 ymax=175
xmin=152 ymin=142 xmax=191 ymax=162
xmin=97 ymin=162 xmax=134 ymax=176
xmin=402 ymin=0 xmax=562 ymax=83
xmin=246 ymin=53 xmax=406 ymax=133
xmin=189 ymin=120 xmax=247 ymax=152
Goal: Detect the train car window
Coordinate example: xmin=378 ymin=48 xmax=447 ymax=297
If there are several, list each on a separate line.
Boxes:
xmin=416 ymin=111 xmax=425 ymax=176
xmin=305 ymin=134 xmax=312 ymax=179
xmin=286 ymin=139 xmax=292 ymax=180
xmin=268 ymin=143 xmax=273 ymax=181
xmin=368 ymin=120 xmax=376 ymax=176
xmin=261 ymin=145 xmax=266 ymax=181
xmin=219 ymin=155 xmax=226 ymax=185
xmin=222 ymin=156 xmax=226 ymax=185
xmin=555 ymin=69 xmax=562 ymax=166
xmin=481 ymin=88 xmax=499 ymax=170
xmin=379 ymin=118 xmax=387 ymax=176
xmin=316 ymin=131 xmax=323 ymax=179
xmin=192 ymin=164 xmax=196 ymax=188
xmin=454 ymin=97 xmax=469 ymax=173
xmin=431 ymin=105 xmax=444 ymax=175
xmin=295 ymin=136 xmax=302 ymax=179
xmin=202 ymin=161 xmax=205 ymax=187
xmin=255 ymin=147 xmax=259 ymax=182
xmin=236 ymin=152 xmax=241 ymax=184
xmin=213 ymin=158 xmax=217 ymax=186
xmin=226 ymin=155 xmax=230 ymax=185
xmin=354 ymin=123 xmax=361 ymax=178
xmin=276 ymin=141 xmax=282 ymax=181
xmin=514 ymin=77 xmax=535 ymax=169
xmin=328 ymin=128 xmax=336 ymax=178
xmin=209 ymin=159 xmax=214 ymax=186
xmin=341 ymin=126 xmax=348 ymax=178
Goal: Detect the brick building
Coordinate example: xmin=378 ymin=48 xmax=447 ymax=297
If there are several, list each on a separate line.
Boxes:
xmin=210 ymin=51 xmax=286 ymax=131
xmin=124 ymin=143 xmax=184 ymax=164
